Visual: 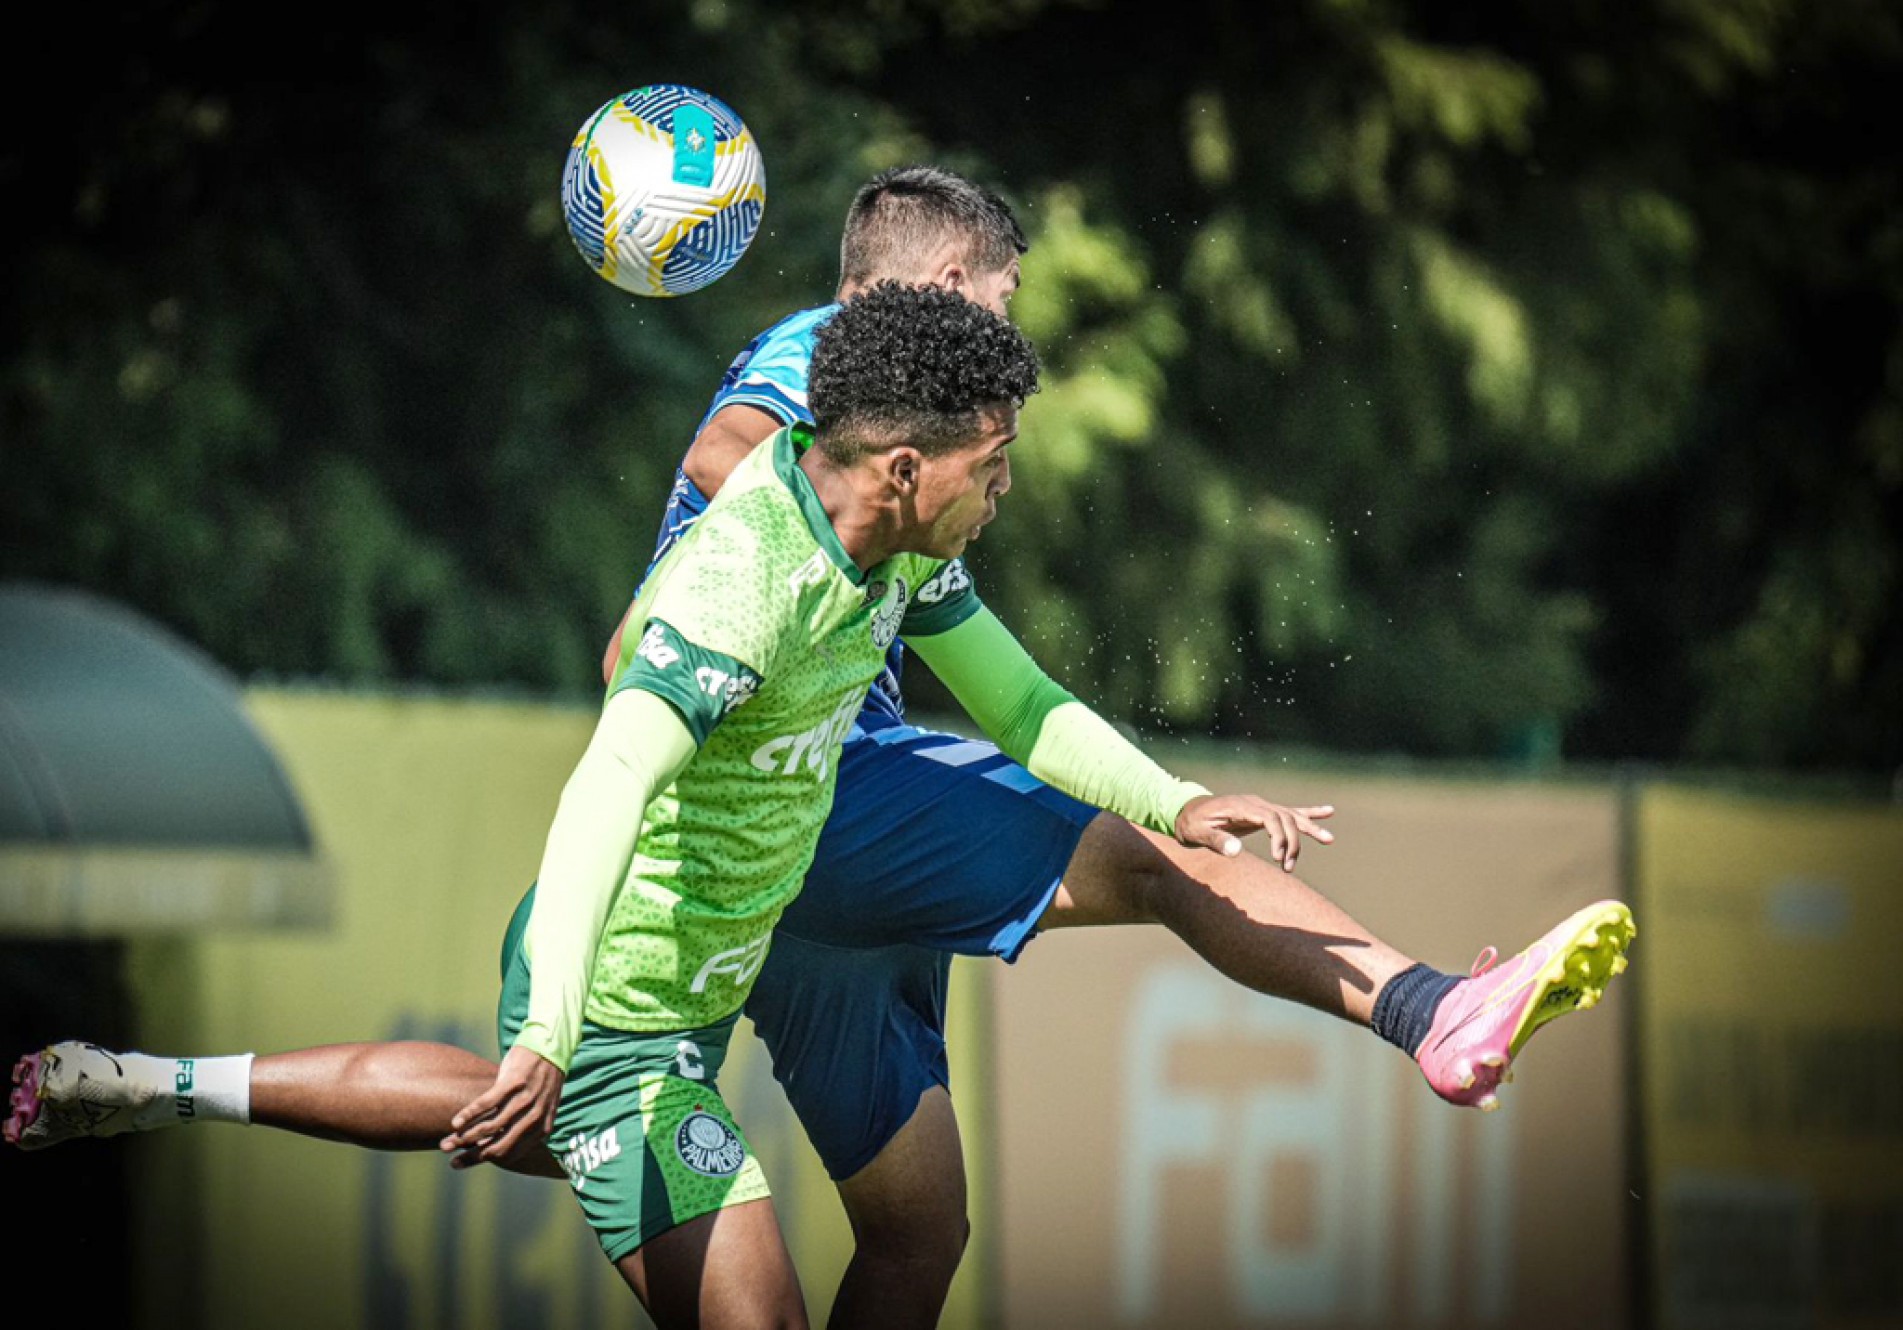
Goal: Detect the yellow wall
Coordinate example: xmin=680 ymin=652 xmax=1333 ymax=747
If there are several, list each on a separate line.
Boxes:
xmin=113 ymin=690 xmax=1903 ymax=1329
xmin=1635 ymin=785 xmax=1903 ymax=1330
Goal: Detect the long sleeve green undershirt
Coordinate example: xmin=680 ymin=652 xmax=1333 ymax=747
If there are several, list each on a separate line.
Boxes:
xmin=905 ymin=606 xmax=1209 ymax=836
xmin=516 ymin=687 xmax=698 ymax=1071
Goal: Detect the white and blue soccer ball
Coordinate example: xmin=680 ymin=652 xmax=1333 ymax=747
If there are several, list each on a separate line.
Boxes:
xmin=562 ymin=84 xmax=766 ymax=298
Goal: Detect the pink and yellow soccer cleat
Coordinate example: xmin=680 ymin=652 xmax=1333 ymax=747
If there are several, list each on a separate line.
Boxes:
xmin=1416 ymin=900 xmax=1635 ymax=1110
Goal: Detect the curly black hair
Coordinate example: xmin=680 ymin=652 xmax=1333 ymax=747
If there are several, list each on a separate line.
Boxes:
xmin=840 ymin=166 xmax=1028 ymax=286
xmin=809 ymin=281 xmax=1041 ymax=462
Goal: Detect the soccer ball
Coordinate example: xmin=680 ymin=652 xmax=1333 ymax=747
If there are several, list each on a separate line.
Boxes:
xmin=561 ymin=85 xmax=767 ymax=298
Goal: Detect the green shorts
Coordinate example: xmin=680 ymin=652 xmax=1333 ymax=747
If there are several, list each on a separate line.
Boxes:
xmin=498 ymin=892 xmax=773 ymax=1262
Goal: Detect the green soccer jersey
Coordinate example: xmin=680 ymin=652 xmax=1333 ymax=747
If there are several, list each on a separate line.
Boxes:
xmin=572 ymin=425 xmax=978 ymax=1033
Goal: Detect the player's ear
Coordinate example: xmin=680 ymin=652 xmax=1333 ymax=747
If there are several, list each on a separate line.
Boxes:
xmin=936 ymin=262 xmax=968 ymax=296
xmin=887 ymin=446 xmax=922 ymax=493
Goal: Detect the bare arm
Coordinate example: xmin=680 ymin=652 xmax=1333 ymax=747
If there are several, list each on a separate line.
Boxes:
xmin=681 ymin=403 xmax=785 ymax=500
xmin=599 ymin=403 xmax=787 ymax=683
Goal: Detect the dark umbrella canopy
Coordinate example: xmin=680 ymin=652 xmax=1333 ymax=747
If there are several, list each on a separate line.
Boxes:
xmin=0 ymin=583 xmax=328 ymax=933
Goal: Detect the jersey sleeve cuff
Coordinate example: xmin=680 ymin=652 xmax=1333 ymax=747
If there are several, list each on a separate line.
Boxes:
xmin=901 ymin=561 xmax=983 ymax=638
xmin=1162 ymin=782 xmax=1214 ymax=833
xmin=611 ymin=618 xmax=763 ymax=744
xmin=510 ymin=1023 xmax=574 ymax=1074
xmin=710 ymin=382 xmax=809 ymax=427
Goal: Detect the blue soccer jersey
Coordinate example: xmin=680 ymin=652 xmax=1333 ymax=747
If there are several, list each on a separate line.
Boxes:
xmin=646 ymin=304 xmax=937 ymax=726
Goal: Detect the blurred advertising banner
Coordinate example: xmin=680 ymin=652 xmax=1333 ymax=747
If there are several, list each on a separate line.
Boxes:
xmin=985 ymin=767 xmax=1632 ymax=1329
xmin=121 ymin=690 xmax=996 ymax=1330
xmin=1635 ymin=786 xmax=1903 ymax=1330
xmin=104 ymin=686 xmax=1903 ymax=1330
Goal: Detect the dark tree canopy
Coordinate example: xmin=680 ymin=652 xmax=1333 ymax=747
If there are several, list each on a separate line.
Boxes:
xmin=4 ymin=0 xmax=1898 ymax=774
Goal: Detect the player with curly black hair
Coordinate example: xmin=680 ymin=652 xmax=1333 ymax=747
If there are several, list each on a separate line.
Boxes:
xmin=9 ymin=283 xmax=1338 ymax=1328
xmin=13 ymin=171 xmax=1633 ymax=1330
xmin=809 ymin=279 xmax=1040 ymax=462
xmin=475 ymin=283 xmax=1333 ymax=1327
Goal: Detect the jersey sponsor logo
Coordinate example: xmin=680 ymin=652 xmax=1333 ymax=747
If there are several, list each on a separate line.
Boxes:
xmin=869 ymin=577 xmax=910 ymax=649
xmin=914 ymin=559 xmax=971 ymax=606
xmin=636 ymin=623 xmax=681 ymax=671
xmin=748 ymin=690 xmax=861 ymax=782
xmin=695 ymin=665 xmax=759 ymax=715
xmin=558 ymin=1124 xmax=623 ymax=1193
xmin=787 ymin=549 xmax=830 ymax=594
xmin=676 ymin=1111 xmax=748 ymax=1177
xmin=689 ymin=934 xmax=772 ymax=994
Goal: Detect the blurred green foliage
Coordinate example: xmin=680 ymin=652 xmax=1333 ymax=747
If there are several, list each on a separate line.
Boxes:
xmin=2 ymin=0 xmax=1897 ymax=771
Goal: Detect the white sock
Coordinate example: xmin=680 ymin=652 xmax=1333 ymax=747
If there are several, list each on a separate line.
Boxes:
xmin=177 ymin=1053 xmax=255 ymax=1125
xmin=120 ymin=1051 xmax=254 ymax=1126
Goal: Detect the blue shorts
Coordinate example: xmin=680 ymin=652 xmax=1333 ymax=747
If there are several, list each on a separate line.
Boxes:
xmin=746 ymin=721 xmax=1098 ymax=1180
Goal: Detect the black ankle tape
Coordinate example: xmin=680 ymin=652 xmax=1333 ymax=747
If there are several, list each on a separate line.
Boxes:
xmin=1371 ymin=963 xmax=1462 ymax=1056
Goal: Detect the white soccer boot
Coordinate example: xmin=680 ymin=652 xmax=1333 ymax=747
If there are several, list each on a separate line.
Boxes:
xmin=6 ymin=1042 xmax=180 ymax=1149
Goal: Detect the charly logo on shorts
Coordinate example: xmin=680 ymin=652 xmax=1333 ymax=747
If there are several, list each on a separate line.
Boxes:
xmin=676 ymin=1111 xmax=748 ymax=1177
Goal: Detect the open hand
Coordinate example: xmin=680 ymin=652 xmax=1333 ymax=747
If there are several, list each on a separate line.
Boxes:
xmin=441 ymin=1044 xmax=564 ymax=1170
xmin=1174 ymin=794 xmax=1334 ymax=871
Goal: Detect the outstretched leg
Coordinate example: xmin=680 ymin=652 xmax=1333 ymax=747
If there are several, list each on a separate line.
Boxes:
xmin=251 ymin=1041 xmax=532 ymax=1159
xmin=1041 ymin=813 xmax=1634 ymax=1107
xmin=1041 ymin=814 xmax=1414 ymax=1022
xmin=8 ymin=1039 xmax=562 ymax=1175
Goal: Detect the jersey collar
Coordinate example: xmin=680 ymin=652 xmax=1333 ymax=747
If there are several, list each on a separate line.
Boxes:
xmin=772 ymin=425 xmax=866 ymax=585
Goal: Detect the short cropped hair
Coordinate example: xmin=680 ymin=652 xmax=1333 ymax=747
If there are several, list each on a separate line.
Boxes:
xmin=839 ymin=166 xmax=1028 ymax=287
xmin=809 ymin=281 xmax=1040 ymax=462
